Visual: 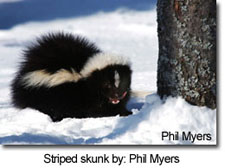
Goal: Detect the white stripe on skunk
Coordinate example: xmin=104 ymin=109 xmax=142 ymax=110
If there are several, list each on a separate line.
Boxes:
xmin=22 ymin=53 xmax=130 ymax=87
xmin=22 ymin=69 xmax=81 ymax=88
xmin=114 ymin=70 xmax=120 ymax=88
xmin=80 ymin=53 xmax=130 ymax=78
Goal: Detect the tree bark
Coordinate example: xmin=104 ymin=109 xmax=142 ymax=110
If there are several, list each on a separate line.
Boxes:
xmin=157 ymin=0 xmax=216 ymax=109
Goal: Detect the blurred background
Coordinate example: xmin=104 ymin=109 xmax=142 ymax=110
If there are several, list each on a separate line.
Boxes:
xmin=0 ymin=0 xmax=156 ymax=29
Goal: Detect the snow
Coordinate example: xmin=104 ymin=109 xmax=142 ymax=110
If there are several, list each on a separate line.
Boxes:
xmin=102 ymin=94 xmax=216 ymax=145
xmin=0 ymin=1 xmax=216 ymax=145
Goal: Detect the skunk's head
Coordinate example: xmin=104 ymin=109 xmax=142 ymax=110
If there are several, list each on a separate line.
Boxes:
xmin=99 ymin=66 xmax=132 ymax=104
xmin=84 ymin=53 xmax=132 ymax=104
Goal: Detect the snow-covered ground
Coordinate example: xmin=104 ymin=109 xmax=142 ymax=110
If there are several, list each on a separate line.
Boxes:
xmin=0 ymin=1 xmax=216 ymax=145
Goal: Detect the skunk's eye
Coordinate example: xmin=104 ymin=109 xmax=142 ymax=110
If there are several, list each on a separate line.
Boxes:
xmin=106 ymin=84 xmax=112 ymax=89
xmin=103 ymin=82 xmax=111 ymax=89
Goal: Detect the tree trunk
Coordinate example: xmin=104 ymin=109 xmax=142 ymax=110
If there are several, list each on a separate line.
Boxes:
xmin=157 ymin=0 xmax=216 ymax=109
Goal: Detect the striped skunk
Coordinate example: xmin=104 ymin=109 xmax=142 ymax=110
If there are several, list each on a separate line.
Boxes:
xmin=11 ymin=33 xmax=132 ymax=122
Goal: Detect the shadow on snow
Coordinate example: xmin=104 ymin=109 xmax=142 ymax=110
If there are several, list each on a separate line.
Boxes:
xmin=0 ymin=133 xmax=84 ymax=144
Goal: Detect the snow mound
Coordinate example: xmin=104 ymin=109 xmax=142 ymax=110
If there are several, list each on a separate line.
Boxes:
xmin=102 ymin=94 xmax=216 ymax=145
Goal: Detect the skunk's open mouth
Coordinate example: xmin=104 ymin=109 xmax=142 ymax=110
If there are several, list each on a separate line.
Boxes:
xmin=109 ymin=91 xmax=127 ymax=104
xmin=111 ymin=99 xmax=120 ymax=104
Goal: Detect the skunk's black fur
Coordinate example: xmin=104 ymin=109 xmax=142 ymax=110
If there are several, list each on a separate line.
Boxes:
xmin=11 ymin=33 xmax=132 ymax=122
